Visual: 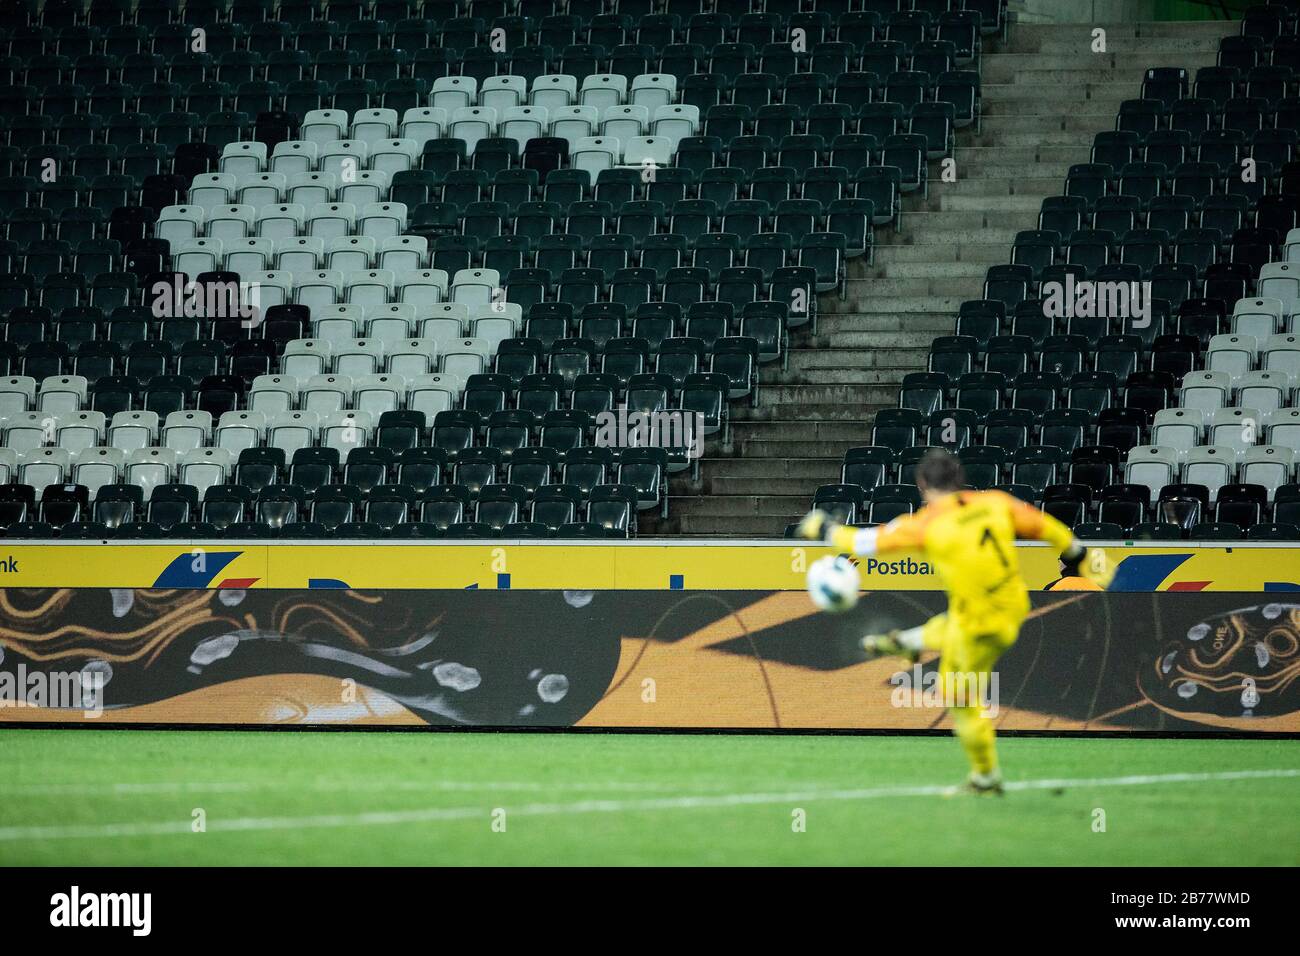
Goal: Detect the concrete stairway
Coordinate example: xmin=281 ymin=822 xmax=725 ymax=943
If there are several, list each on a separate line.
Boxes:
xmin=644 ymin=18 xmax=1234 ymax=537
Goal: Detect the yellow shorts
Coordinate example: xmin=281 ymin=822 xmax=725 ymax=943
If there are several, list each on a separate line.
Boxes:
xmin=920 ymin=612 xmax=1021 ymax=685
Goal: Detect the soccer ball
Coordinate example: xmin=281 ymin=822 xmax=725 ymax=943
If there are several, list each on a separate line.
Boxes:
xmin=806 ymin=555 xmax=860 ymax=613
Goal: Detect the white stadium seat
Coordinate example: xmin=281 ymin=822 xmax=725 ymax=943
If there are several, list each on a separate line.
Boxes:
xmin=270 ymin=140 xmax=319 ymax=175
xmin=301 ymin=109 xmax=348 ymax=147
xmin=301 ymin=374 xmax=354 ymax=415
xmin=162 ymin=410 xmax=213 ymax=454
xmin=1183 ymin=446 xmax=1235 ymax=500
xmin=630 ymin=73 xmax=677 ymax=110
xmin=1125 ymin=445 xmax=1180 ymax=502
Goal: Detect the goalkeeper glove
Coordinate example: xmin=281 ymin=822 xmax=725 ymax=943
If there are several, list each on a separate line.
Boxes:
xmin=1060 ymin=540 xmax=1087 ymax=577
xmin=1061 ymin=541 xmax=1115 ymax=589
xmin=796 ymin=509 xmax=835 ymax=543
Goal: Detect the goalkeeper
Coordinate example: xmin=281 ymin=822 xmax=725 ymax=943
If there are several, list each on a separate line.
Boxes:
xmin=797 ymin=448 xmax=1104 ymax=795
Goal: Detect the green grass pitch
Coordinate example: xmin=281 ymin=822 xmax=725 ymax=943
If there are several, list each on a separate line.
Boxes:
xmin=2 ymin=729 xmax=1298 ymax=866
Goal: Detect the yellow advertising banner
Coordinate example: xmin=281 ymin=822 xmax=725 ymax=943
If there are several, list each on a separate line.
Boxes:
xmin=0 ymin=541 xmax=1294 ymax=592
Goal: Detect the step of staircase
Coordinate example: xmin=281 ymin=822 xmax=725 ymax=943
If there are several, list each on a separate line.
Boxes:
xmin=728 ymin=420 xmax=873 ymax=442
xmin=798 ymin=329 xmax=950 ymax=348
xmin=1004 ymin=21 xmax=1231 ymax=52
xmin=872 ymin=242 xmax=1010 ymax=263
xmin=678 ymin=456 xmax=843 ymax=479
xmin=730 ymin=402 xmax=888 ymax=421
xmin=784 ymin=348 xmax=931 ymax=372
xmin=660 ymin=494 xmax=820 ymax=518
xmin=646 ymin=513 xmax=801 ymax=537
xmin=981 ymin=50 xmax=1226 ymax=83
xmin=980 ymin=81 xmax=1138 ymax=108
xmin=863 ymin=260 xmax=994 ymax=280
xmin=809 ymin=312 xmax=957 ymax=332
xmin=759 ymin=366 xmax=920 ymax=386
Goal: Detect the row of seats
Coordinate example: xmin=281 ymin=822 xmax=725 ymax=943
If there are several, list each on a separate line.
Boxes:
xmin=9 ymin=2 xmax=992 ymax=32
xmin=3 ymin=401 xmax=694 ymax=453
xmin=4 ymin=517 xmax=636 ymax=537
xmin=1093 ymin=129 xmax=1297 ymax=175
xmin=0 ymin=422 xmax=680 ymax=523
xmin=951 ymin=293 xmax=1273 ymax=345
xmin=1142 ymin=64 xmax=1300 ymax=110
xmin=980 ymin=255 xmax=1283 ymax=312
xmin=1 ymin=358 xmax=733 ymax=417
xmin=0 ymin=37 xmax=980 ymax=84
xmin=0 ymin=148 xmax=910 ymax=217
xmin=1115 ymin=92 xmax=1300 ymax=137
xmin=851 ymin=438 xmax=1299 ymax=501
xmin=254 ymin=109 xmax=951 ymax=165
xmin=876 ymin=400 xmax=1300 ymax=461
xmin=0 ymin=206 xmax=873 ymax=277
xmin=0 ymin=271 xmax=818 ymax=345
xmin=0 ymin=325 xmax=759 ymax=404
xmin=298 ymin=98 xmax=702 ymax=146
xmin=0 ymin=9 xmax=989 ymax=57
xmin=873 ymin=400 xmax=1300 ymax=451
xmin=1040 ymin=193 xmax=1300 ymax=249
xmin=176 ymin=131 xmax=680 ymax=177
xmin=182 ymin=175 xmax=902 ymax=235
xmin=1072 ymin=519 xmax=1300 ymax=541
xmin=0 ymin=162 xmax=865 ymax=215
xmin=1 ymin=312 xmax=766 ymax=378
xmin=0 ymin=74 xmax=977 ymax=133
xmin=1012 ymin=225 xmax=1298 ymax=282
xmin=0 ymin=114 xmax=292 ymax=157
xmin=129 ymin=231 xmax=854 ymax=285
xmin=0 ymin=56 xmax=976 ymax=113
xmin=4 ymin=9 xmax=985 ymax=44
xmin=953 ymin=292 xmax=1300 ymax=351
xmin=0 ymin=80 xmax=973 ymax=142
xmin=897 ymin=367 xmax=1299 ymax=424
xmin=175 ymin=169 xmax=892 ymax=220
xmin=801 ymin=516 xmax=1300 ymax=542
xmin=0 ymin=472 xmax=658 ymax=535
xmin=0 ymin=360 xmax=757 ymax=423
xmin=275 ymin=176 xmax=894 ymax=231
xmin=1062 ymin=164 xmax=1299 ymax=223
xmin=0 ymin=267 xmax=815 ymax=345
xmin=286 ymin=99 xmax=967 ymax=151
xmin=5 ymin=0 xmax=1004 ymax=27
xmin=0 ymin=415 xmax=688 ymax=507
xmin=158 ymin=194 xmax=874 ymax=245
xmin=0 ymin=52 xmax=979 ymax=108
xmin=929 ymin=330 xmax=1300 ymax=380
xmin=0 ymin=142 xmax=920 ymax=234
xmin=805 ymin=474 xmax=1300 ymax=539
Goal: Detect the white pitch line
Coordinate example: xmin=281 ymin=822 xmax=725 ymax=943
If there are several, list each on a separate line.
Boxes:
xmin=0 ymin=768 xmax=1296 ymax=844
xmin=0 ymin=779 xmax=729 ymax=798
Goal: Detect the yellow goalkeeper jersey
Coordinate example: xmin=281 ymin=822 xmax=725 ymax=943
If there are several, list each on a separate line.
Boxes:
xmin=835 ymin=490 xmax=1076 ymax=635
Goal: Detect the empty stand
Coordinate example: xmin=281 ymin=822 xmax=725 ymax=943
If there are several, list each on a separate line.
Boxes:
xmin=798 ymin=12 xmax=1300 ymax=542
xmin=3 ymin=0 xmax=996 ymax=539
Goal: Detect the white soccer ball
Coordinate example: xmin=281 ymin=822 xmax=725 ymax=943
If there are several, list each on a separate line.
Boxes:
xmin=806 ymin=555 xmax=861 ymax=613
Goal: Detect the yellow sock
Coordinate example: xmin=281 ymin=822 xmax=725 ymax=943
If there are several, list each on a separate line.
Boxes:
xmin=951 ymin=706 xmax=999 ymax=777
